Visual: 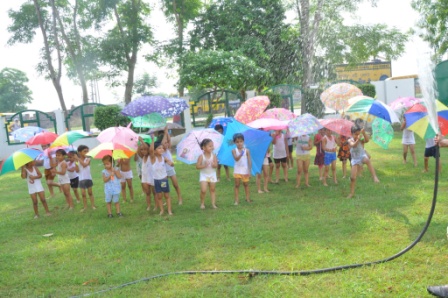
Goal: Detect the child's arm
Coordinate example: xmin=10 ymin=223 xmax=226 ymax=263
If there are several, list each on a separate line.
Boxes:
xmin=164 ymin=157 xmax=174 ymax=167
xmin=322 ymin=137 xmax=328 ymax=151
xmin=232 ymin=148 xmax=245 ymax=161
xmin=361 ymin=129 xmax=370 ymax=143
xmin=114 ymin=168 xmax=122 ymax=179
xmin=34 ymin=167 xmax=43 ymax=179
xmin=149 ymin=136 xmax=155 ymax=163
xmin=305 ymin=137 xmax=313 ymax=150
xmin=21 ymin=166 xmax=27 ymax=179
xmin=314 ymin=134 xmax=322 ymax=145
xmin=163 ymin=126 xmax=171 ymax=149
xmin=348 ymin=137 xmax=359 ymax=148
xmin=246 ymin=149 xmax=252 ymax=174
xmin=102 ymin=172 xmax=111 ymax=183
xmin=78 ymin=156 xmax=90 ymax=167
xmin=196 ymin=154 xmax=205 ymax=169
xmin=54 ymin=162 xmax=67 ymax=175
xmin=400 ymin=119 xmax=406 ymax=131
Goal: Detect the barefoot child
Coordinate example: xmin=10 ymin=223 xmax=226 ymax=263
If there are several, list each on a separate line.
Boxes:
xmin=322 ymin=128 xmax=338 ymax=186
xmin=272 ymin=130 xmax=288 ymax=183
xmin=313 ymin=129 xmax=325 ymax=180
xmin=423 ymin=137 xmax=441 ymax=173
xmin=256 ymin=148 xmax=271 ymax=193
xmin=150 ymin=138 xmax=174 ymax=215
xmin=347 ymin=126 xmax=380 ymax=198
xmin=66 ymin=151 xmax=81 ymax=203
xmin=401 ymin=118 xmax=417 ymax=166
xmin=21 ymin=161 xmax=51 ymax=219
xmin=295 ymin=134 xmax=313 ymax=188
xmin=116 ymin=158 xmax=134 ymax=203
xmin=52 ymin=149 xmax=74 ymax=209
xmin=160 ymin=126 xmax=183 ymax=204
xmin=138 ymin=139 xmax=155 ymax=211
xmin=232 ymin=133 xmax=252 ymax=204
xmin=76 ymin=145 xmax=96 ymax=211
xmin=196 ymin=138 xmax=218 ymax=209
xmin=214 ymin=124 xmax=230 ymax=181
xmin=337 ymin=135 xmax=351 ymax=178
xmin=102 ymin=155 xmax=123 ymax=218
xmin=41 ymin=144 xmax=60 ymax=198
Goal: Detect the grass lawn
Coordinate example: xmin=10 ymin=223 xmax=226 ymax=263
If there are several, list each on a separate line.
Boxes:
xmin=1 ymin=132 xmax=448 ymax=297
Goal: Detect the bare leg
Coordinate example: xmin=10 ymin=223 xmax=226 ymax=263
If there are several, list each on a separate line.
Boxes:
xmin=323 ymin=165 xmax=329 ymax=186
xmin=282 ymin=162 xmax=288 ymax=182
xmin=224 ymin=166 xmax=230 ymax=181
xmin=164 ymin=193 xmax=172 ymax=215
xmin=73 ymin=188 xmax=81 ymax=203
xmin=169 ymin=175 xmax=182 ymax=204
xmin=256 ymin=174 xmax=263 ymax=193
xmin=341 ymin=159 xmax=347 ymax=178
xmin=304 ymin=159 xmax=310 ymax=186
xmin=402 ymin=144 xmax=408 ymax=164
xmin=115 ymin=202 xmax=121 ymax=214
xmin=243 ymin=182 xmax=251 ymax=202
xmin=37 ymin=191 xmax=51 ymax=215
xmin=62 ymin=184 xmax=74 ymax=209
xmin=88 ymin=188 xmax=96 ymax=209
xmin=81 ymin=188 xmax=87 ymax=211
xmin=234 ymin=178 xmax=241 ymax=205
xmin=106 ymin=202 xmax=112 ymax=215
xmin=295 ymin=159 xmax=303 ymax=188
xmin=143 ymin=183 xmax=151 ymax=211
xmin=30 ymin=193 xmax=39 ymax=217
xmin=274 ymin=163 xmax=280 ymax=183
xmin=331 ymin=161 xmax=338 ymax=184
xmin=409 ymin=144 xmax=417 ymax=166
xmin=318 ymin=165 xmax=324 ymax=180
xmin=347 ymin=165 xmax=359 ymax=198
xmin=210 ymin=182 xmax=217 ymax=208
xmin=423 ymin=157 xmax=429 ymax=172
xmin=363 ymin=158 xmax=380 ymax=182
xmin=126 ymin=179 xmax=134 ymax=203
xmin=200 ymin=181 xmax=207 ymax=209
xmin=262 ymin=165 xmax=269 ymax=192
xmin=121 ymin=181 xmax=127 ymax=202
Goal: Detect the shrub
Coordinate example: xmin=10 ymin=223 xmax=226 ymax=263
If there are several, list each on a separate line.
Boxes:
xmin=359 ymin=84 xmax=376 ymax=98
xmin=260 ymin=90 xmax=282 ymax=109
xmin=94 ymin=105 xmax=129 ymax=131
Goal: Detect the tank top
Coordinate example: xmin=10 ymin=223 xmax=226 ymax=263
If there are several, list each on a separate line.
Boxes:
xmin=234 ymin=148 xmax=249 ymax=175
xmin=78 ymin=157 xmax=92 ymax=181
xmin=57 ymin=161 xmax=70 ymax=184
xmin=273 ymin=133 xmax=287 ymax=159
xmin=152 ymin=156 xmax=167 ymax=180
xmin=323 ymin=135 xmax=336 ymax=152
xmin=296 ymin=135 xmax=311 ymax=155
xmin=349 ymin=138 xmax=366 ymax=161
xmin=200 ymin=153 xmax=216 ymax=176
xmin=163 ymin=150 xmax=175 ymax=172
xmin=25 ymin=167 xmax=44 ymax=194
xmin=67 ymin=161 xmax=78 ymax=180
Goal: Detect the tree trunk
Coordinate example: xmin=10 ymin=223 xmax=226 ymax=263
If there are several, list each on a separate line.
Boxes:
xmin=124 ymin=52 xmax=137 ymax=104
xmin=173 ymin=0 xmax=185 ymax=97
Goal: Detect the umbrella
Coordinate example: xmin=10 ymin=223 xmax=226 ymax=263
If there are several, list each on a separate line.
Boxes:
xmin=288 ymin=113 xmax=323 ymax=137
xmin=121 ymin=95 xmax=173 ymax=117
xmin=319 ymin=118 xmax=354 ymax=137
xmin=25 ymin=131 xmax=58 ymax=146
xmin=87 ymin=142 xmax=136 ymax=160
xmin=129 ymin=113 xmax=166 ymax=129
xmin=217 ymin=120 xmax=272 ymax=176
xmin=260 ymin=108 xmax=296 ymax=121
xmin=51 ymin=131 xmax=90 ymax=148
xmin=247 ymin=118 xmax=288 ymax=131
xmin=404 ymin=100 xmax=448 ymax=139
xmin=371 ymin=117 xmax=394 ymax=149
xmin=208 ymin=117 xmax=234 ymax=134
xmin=176 ymin=128 xmax=224 ymax=164
xmin=147 ymin=123 xmax=186 ymax=137
xmin=389 ymin=96 xmax=423 ymax=111
xmin=320 ymin=83 xmax=363 ymax=111
xmin=234 ymin=96 xmax=270 ymax=124
xmin=97 ymin=125 xmax=139 ymax=151
xmin=346 ymin=96 xmax=399 ymax=123
xmin=160 ymin=97 xmax=189 ymax=118
xmin=11 ymin=126 xmax=46 ymax=142
xmin=0 ymin=148 xmax=43 ymax=175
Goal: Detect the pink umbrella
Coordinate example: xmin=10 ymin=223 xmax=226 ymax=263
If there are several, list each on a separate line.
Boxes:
xmin=97 ymin=124 xmax=139 ymax=151
xmin=319 ymin=118 xmax=354 ymax=137
xmin=388 ymin=97 xmax=423 ymax=111
xmin=247 ymin=118 xmax=288 ymax=131
xmin=234 ymin=96 xmax=270 ymax=124
xmin=260 ymin=108 xmax=296 ymax=121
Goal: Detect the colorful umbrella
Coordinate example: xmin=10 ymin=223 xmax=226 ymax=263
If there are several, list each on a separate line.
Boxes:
xmin=288 ymin=113 xmax=323 ymax=137
xmin=217 ymin=120 xmax=272 ymax=176
xmin=11 ymin=126 xmax=46 ymax=142
xmin=25 ymin=131 xmax=58 ymax=146
xmin=371 ymin=117 xmax=394 ymax=149
xmin=404 ymin=100 xmax=448 ymax=139
xmin=87 ymin=142 xmax=136 ymax=160
xmin=147 ymin=123 xmax=186 ymax=137
xmin=97 ymin=125 xmax=139 ymax=151
xmin=0 ymin=148 xmax=43 ymax=175
xmin=389 ymin=97 xmax=423 ymax=111
xmin=121 ymin=95 xmax=173 ymax=117
xmin=346 ymin=96 xmax=399 ymax=123
xmin=319 ymin=118 xmax=354 ymax=137
xmin=208 ymin=117 xmax=234 ymax=134
xmin=234 ymin=96 xmax=270 ymax=124
xmin=246 ymin=118 xmax=288 ymax=131
xmin=259 ymin=108 xmax=296 ymax=121
xmin=129 ymin=113 xmax=166 ymax=129
xmin=51 ymin=131 xmax=90 ymax=148
xmin=320 ymin=83 xmax=363 ymax=111
xmin=176 ymin=128 xmax=224 ymax=164
xmin=160 ymin=97 xmax=189 ymax=118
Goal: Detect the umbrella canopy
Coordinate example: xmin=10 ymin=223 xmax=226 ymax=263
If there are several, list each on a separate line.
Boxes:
xmin=97 ymin=125 xmax=139 ymax=151
xmin=404 ymin=100 xmax=448 ymax=139
xmin=288 ymin=113 xmax=323 ymax=137
xmin=160 ymin=97 xmax=189 ymax=118
xmin=319 ymin=118 xmax=354 ymax=137
xmin=346 ymin=96 xmax=399 ymax=123
xmin=246 ymin=118 xmax=288 ymax=131
xmin=87 ymin=142 xmax=136 ymax=160
xmin=217 ymin=120 xmax=272 ymax=176
xmin=121 ymin=95 xmax=173 ymax=117
xmin=320 ymin=83 xmax=363 ymax=111
xmin=389 ymin=96 xmax=423 ymax=111
xmin=259 ymin=108 xmax=296 ymax=121
xmin=129 ymin=113 xmax=166 ymax=129
xmin=234 ymin=96 xmax=270 ymax=124
xmin=25 ymin=131 xmax=58 ymax=146
xmin=147 ymin=122 xmax=186 ymax=137
xmin=176 ymin=128 xmax=224 ymax=164
xmin=0 ymin=148 xmax=43 ymax=175
xmin=208 ymin=117 xmax=234 ymax=134
xmin=51 ymin=131 xmax=90 ymax=148
xmin=11 ymin=126 xmax=46 ymax=142
xmin=371 ymin=117 xmax=394 ymax=149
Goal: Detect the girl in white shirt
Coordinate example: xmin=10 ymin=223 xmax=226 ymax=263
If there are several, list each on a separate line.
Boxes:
xmin=196 ymin=138 xmax=218 ymax=209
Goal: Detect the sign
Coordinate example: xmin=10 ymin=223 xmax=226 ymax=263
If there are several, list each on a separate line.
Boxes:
xmin=335 ymin=61 xmax=392 ymax=83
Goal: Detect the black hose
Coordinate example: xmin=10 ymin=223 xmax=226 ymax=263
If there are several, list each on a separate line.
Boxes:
xmin=72 ymin=147 xmax=440 ymax=297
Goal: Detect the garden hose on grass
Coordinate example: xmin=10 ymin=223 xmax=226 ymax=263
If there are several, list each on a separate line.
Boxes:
xmin=72 ymin=148 xmax=440 ymax=297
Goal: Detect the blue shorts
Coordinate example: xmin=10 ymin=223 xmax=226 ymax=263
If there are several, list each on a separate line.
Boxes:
xmin=105 ymin=193 xmax=120 ymax=203
xmin=154 ymin=178 xmax=170 ymax=194
xmin=425 ymin=146 xmax=439 ymax=158
xmin=324 ymin=152 xmax=337 ymax=165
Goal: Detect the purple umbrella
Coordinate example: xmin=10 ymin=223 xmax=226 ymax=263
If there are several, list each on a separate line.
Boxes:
xmin=160 ymin=98 xmax=189 ymax=118
xmin=121 ymin=95 xmax=173 ymax=117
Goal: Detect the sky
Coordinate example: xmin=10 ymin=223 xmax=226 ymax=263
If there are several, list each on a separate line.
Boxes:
xmin=0 ymin=0 xmax=425 ymax=112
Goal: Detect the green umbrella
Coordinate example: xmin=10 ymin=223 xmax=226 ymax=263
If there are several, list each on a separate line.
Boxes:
xmin=130 ymin=113 xmax=166 ymax=129
xmin=371 ymin=117 xmax=393 ymax=149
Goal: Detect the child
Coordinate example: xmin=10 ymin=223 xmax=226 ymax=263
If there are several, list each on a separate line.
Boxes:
xmin=401 ymin=118 xmax=417 ymax=166
xmin=337 ymin=135 xmax=351 ymax=179
xmin=76 ymin=145 xmax=96 ymax=211
xmin=66 ymin=151 xmax=81 ymax=203
xmin=161 ymin=126 xmax=183 ymax=204
xmin=295 ymin=134 xmax=313 ymax=188
xmin=138 ymin=139 xmax=155 ymax=211
xmin=41 ymin=143 xmax=60 ymax=198
xmin=134 ymin=146 xmax=143 ymax=180
xmin=196 ymin=138 xmax=218 ymax=209
xmin=272 ymin=130 xmax=288 ymax=183
xmin=322 ymin=128 xmax=338 ymax=186
xmin=21 ymin=161 xmax=51 ymax=219
xmin=116 ymin=158 xmax=134 ymax=203
xmin=286 ymin=129 xmax=294 ymax=170
xmin=313 ymin=129 xmax=325 ymax=180
xmin=150 ymin=138 xmax=174 ymax=215
xmin=423 ymin=137 xmax=441 ymax=173
xmin=102 ymin=155 xmax=123 ymax=218
xmin=214 ymin=124 xmax=230 ymax=181
xmin=232 ymin=133 xmax=252 ymax=205
xmin=256 ymin=147 xmax=271 ymax=193
xmin=347 ymin=126 xmax=380 ymax=198
xmin=52 ymin=149 xmax=74 ymax=209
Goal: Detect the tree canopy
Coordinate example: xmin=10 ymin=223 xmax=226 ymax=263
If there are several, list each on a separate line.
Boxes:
xmin=0 ymin=68 xmax=33 ymax=112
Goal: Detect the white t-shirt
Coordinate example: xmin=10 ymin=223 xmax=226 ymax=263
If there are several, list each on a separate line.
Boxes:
xmin=296 ymin=135 xmax=311 ymax=155
xmin=273 ymin=134 xmax=287 ymax=159
xmin=402 ymin=129 xmax=415 ymax=145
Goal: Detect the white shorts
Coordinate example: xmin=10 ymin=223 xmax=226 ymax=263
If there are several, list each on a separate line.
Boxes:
xmin=58 ymin=175 xmax=70 ymax=185
xmin=120 ymin=170 xmax=133 ymax=183
xmin=199 ymin=172 xmax=217 ymax=183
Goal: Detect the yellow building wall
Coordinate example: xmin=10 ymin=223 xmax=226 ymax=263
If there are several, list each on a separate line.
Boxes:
xmin=335 ymin=62 xmax=392 ymax=83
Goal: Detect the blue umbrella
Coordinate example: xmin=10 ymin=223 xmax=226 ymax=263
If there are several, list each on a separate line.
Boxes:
xmin=12 ymin=126 xmax=46 ymax=142
xmin=160 ymin=97 xmax=189 ymax=118
xmin=208 ymin=117 xmax=234 ymax=134
xmin=217 ymin=120 xmax=272 ymax=176
xmin=121 ymin=95 xmax=173 ymax=117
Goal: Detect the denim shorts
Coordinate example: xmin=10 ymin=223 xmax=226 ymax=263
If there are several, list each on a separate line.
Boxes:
xmin=154 ymin=178 xmax=170 ymax=194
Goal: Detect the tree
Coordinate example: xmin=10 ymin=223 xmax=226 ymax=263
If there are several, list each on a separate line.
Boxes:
xmin=0 ymin=68 xmax=33 ymax=112
xmin=133 ymin=72 xmax=158 ymax=96
xmin=94 ymin=105 xmax=129 ymax=130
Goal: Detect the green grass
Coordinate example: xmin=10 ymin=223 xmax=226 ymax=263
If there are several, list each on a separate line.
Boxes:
xmin=1 ymin=132 xmax=448 ymax=297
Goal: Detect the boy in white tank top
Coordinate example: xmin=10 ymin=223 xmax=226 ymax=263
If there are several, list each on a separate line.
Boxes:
xmin=232 ymin=133 xmax=252 ymax=205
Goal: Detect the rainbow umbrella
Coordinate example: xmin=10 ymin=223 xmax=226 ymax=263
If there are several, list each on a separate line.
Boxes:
xmin=346 ymin=96 xmax=399 ymax=123
xmin=25 ymin=131 xmax=58 ymax=146
xmin=51 ymin=131 xmax=90 ymax=148
xmin=0 ymin=148 xmax=43 ymax=175
xmin=404 ymin=100 xmax=448 ymax=139
xmin=320 ymin=83 xmax=362 ymax=111
xmin=234 ymin=96 xmax=270 ymax=124
xmin=319 ymin=118 xmax=354 ymax=137
xmin=371 ymin=117 xmax=394 ymax=149
xmin=259 ymin=108 xmax=296 ymax=121
xmin=288 ymin=113 xmax=322 ymax=137
xmin=87 ymin=142 xmax=136 ymax=160
xmin=129 ymin=113 xmax=166 ymax=129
